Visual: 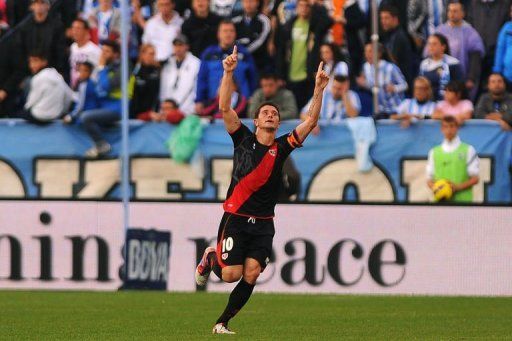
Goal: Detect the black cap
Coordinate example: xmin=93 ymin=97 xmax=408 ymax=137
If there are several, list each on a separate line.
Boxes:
xmin=172 ymin=34 xmax=189 ymax=45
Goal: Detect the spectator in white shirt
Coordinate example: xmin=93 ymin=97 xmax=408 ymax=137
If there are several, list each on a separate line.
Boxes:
xmin=69 ymin=18 xmax=102 ymax=88
xmin=15 ymin=52 xmax=73 ymax=124
xmin=160 ymin=34 xmax=201 ymax=115
xmin=391 ymin=76 xmax=436 ymax=128
xmin=301 ymin=75 xmax=360 ymax=134
xmin=142 ymin=0 xmax=184 ymax=62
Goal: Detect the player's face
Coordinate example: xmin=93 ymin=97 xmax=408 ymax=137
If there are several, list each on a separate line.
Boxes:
xmin=255 ymin=105 xmax=280 ymax=131
xmin=441 ymin=121 xmax=458 ymax=141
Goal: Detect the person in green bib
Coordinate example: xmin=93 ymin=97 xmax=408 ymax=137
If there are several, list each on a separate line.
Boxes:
xmin=426 ymin=116 xmax=480 ymax=202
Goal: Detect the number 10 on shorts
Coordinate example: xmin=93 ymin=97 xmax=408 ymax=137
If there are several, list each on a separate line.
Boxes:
xmin=222 ymin=237 xmax=234 ymax=252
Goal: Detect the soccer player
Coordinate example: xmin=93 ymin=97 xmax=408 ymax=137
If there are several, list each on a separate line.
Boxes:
xmin=195 ymin=45 xmax=329 ymax=334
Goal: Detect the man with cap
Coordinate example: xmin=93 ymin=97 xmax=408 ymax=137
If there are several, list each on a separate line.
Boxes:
xmin=160 ymin=33 xmax=201 ymax=115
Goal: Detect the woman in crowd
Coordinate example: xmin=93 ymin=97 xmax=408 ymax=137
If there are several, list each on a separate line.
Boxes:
xmin=419 ymin=33 xmax=463 ymax=101
xmin=432 ymin=80 xmax=473 ymax=124
xmin=319 ymin=43 xmax=349 ymax=86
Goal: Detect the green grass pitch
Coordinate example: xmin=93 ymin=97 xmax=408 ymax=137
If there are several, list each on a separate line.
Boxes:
xmin=2 ymin=291 xmax=511 ymax=340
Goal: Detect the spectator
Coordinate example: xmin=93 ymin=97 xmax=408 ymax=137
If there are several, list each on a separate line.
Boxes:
xmin=80 ymin=0 xmax=120 ymax=19
xmin=160 ymin=34 xmax=200 ymax=115
xmin=210 ymin=0 xmax=242 ymax=18
xmin=88 ymin=0 xmax=121 ymax=43
xmin=391 ymin=76 xmax=436 ymax=128
xmin=130 ymin=44 xmax=161 ymax=119
xmin=138 ymin=98 xmax=186 ymax=124
xmin=336 ymin=1 xmax=365 ymax=76
xmin=201 ymin=80 xmax=248 ymax=118
xmin=80 ymin=40 xmax=123 ymax=158
xmin=356 ymin=43 xmax=408 ymax=119
xmin=301 ymin=75 xmax=360 ymax=134
xmin=69 ymin=18 xmax=102 ymax=88
xmin=435 ymin=2 xmax=485 ymax=99
xmin=493 ymin=5 xmax=512 ymax=90
xmin=380 ymin=4 xmax=415 ymax=86
xmin=432 ymin=80 xmax=473 ymax=124
xmin=420 ymin=33 xmax=463 ymax=101
xmin=319 ymin=43 xmax=349 ymax=84
xmin=15 ymin=51 xmax=73 ymax=124
xmin=468 ymin=0 xmax=511 ymax=87
xmin=427 ymin=115 xmax=479 ymax=203
xmin=142 ymin=0 xmax=183 ymax=62
xmin=276 ymin=0 xmax=332 ymax=109
xmin=181 ymin=0 xmax=221 ymax=58
xmin=474 ymin=73 xmax=512 ymax=131
xmin=248 ymin=73 xmax=298 ymax=120
xmin=63 ymin=61 xmax=99 ymax=124
xmin=16 ymin=0 xmax=67 ymax=80
xmin=195 ymin=20 xmax=257 ymax=113
xmin=407 ymin=0 xmax=447 ymax=49
xmin=232 ymin=0 xmax=271 ymax=72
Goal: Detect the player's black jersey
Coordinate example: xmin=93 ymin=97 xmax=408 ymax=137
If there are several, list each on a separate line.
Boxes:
xmin=223 ymin=123 xmax=302 ymax=219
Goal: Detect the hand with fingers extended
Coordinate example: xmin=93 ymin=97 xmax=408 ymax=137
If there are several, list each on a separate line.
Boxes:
xmin=222 ymin=45 xmax=238 ymax=73
xmin=315 ymin=62 xmax=330 ymax=90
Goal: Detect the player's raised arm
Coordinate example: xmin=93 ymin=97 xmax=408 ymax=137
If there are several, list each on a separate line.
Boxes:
xmin=294 ymin=62 xmax=330 ymax=142
xmin=219 ymin=46 xmax=242 ymax=134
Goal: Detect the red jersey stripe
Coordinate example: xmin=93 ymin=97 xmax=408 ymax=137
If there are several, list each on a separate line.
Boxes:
xmin=223 ymin=143 xmax=278 ymax=213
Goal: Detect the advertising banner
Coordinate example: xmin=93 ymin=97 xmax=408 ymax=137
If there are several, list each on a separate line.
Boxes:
xmin=1 ymin=201 xmax=511 ymax=296
xmin=0 ymin=119 xmax=510 ymax=203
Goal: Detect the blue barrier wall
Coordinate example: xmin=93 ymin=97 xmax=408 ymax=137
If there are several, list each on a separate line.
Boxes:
xmin=0 ymin=119 xmax=510 ymax=203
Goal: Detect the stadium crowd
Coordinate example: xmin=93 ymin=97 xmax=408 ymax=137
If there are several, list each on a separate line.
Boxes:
xmin=0 ymin=0 xmax=512 ymax=157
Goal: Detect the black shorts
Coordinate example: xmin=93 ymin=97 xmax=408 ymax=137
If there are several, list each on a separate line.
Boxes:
xmin=216 ymin=212 xmax=275 ymax=271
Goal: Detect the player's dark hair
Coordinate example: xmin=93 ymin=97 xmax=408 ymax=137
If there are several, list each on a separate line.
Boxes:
xmin=430 ymin=33 xmax=451 ymax=56
xmin=219 ymin=19 xmax=235 ymax=29
xmin=379 ymin=5 xmax=400 ymax=19
xmin=77 ymin=61 xmax=94 ymax=73
xmin=253 ymin=101 xmax=280 ymax=120
xmin=333 ymin=75 xmax=349 ymax=83
xmin=448 ymin=1 xmax=465 ymax=11
xmin=73 ymin=18 xmax=90 ymax=30
xmin=101 ymin=39 xmax=120 ymax=54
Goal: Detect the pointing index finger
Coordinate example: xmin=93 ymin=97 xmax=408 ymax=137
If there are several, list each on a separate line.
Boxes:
xmin=317 ymin=61 xmax=324 ymax=73
xmin=232 ymin=45 xmax=238 ymax=57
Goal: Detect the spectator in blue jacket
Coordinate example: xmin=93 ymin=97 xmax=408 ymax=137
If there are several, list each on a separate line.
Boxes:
xmin=80 ymin=40 xmax=123 ymax=158
xmin=194 ymin=20 xmax=258 ymax=114
xmin=63 ymin=61 xmax=99 ymax=124
xmin=493 ymin=5 xmax=512 ymax=90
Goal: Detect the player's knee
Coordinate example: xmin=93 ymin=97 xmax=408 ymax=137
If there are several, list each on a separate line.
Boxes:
xmin=243 ymin=266 xmax=261 ymax=285
xmin=221 ymin=268 xmax=242 ymax=283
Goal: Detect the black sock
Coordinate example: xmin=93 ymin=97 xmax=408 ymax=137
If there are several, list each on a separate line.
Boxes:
xmin=208 ymin=252 xmax=223 ymax=279
xmin=216 ymin=279 xmax=255 ymax=325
